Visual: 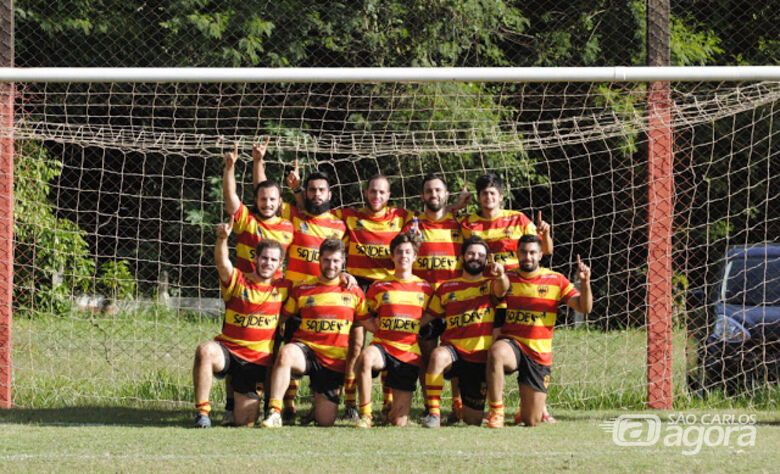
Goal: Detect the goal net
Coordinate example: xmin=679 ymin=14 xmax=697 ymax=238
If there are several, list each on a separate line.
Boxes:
xmin=5 ymin=76 xmax=779 ymax=409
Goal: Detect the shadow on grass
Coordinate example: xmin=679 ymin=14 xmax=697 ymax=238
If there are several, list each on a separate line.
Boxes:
xmin=0 ymin=406 xmax=193 ymax=427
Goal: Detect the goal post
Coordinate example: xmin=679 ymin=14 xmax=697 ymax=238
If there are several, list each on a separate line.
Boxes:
xmin=1 ymin=67 xmax=779 ymax=410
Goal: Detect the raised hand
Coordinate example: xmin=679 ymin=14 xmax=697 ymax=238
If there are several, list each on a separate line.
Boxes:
xmin=252 ymin=137 xmax=271 ymax=163
xmin=224 ymin=143 xmax=239 ymax=168
xmin=454 ymin=181 xmax=472 ymax=209
xmin=485 ymin=255 xmax=505 ymax=278
xmin=216 ymin=221 xmax=233 ymax=240
xmin=576 ymin=254 xmax=591 ymax=283
xmin=286 ymin=157 xmax=301 ymax=190
xmin=409 ymin=215 xmax=420 ymax=234
xmin=536 ymin=211 xmax=550 ymax=238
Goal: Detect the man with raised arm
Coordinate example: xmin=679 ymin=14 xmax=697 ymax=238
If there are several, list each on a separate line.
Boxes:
xmin=353 ymin=231 xmax=434 ymax=428
xmin=221 ymin=140 xmax=294 ymax=425
xmin=421 ymin=235 xmax=509 ymax=428
xmin=192 ymin=223 xmax=290 ymax=428
xmin=260 ymin=238 xmax=367 ymax=428
xmin=485 ymin=235 xmax=592 ymax=428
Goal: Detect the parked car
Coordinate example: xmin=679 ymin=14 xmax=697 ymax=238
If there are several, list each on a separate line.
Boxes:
xmin=687 ymin=243 xmax=780 ymax=393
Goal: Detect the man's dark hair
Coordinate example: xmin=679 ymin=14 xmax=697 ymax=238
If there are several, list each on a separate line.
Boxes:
xmin=254 ymin=180 xmax=282 ymax=198
xmin=256 ymin=239 xmax=285 ymax=259
xmin=422 ymin=173 xmax=447 ymax=189
xmin=475 ymin=172 xmax=504 ymax=196
xmin=390 ymin=231 xmax=422 ymax=255
xmin=305 ymin=171 xmax=332 ymax=189
xmin=461 ymin=235 xmax=490 ymax=258
xmin=517 ymin=234 xmax=543 ymax=250
xmin=319 ymin=237 xmax=345 ymax=257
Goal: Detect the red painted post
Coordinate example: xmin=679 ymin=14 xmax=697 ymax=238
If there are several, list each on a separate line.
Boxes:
xmin=0 ymin=0 xmax=13 ymax=408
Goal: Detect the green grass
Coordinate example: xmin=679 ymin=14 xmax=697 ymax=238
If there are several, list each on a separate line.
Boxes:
xmin=10 ymin=309 xmax=778 ymax=410
xmin=0 ymin=407 xmax=778 ymax=472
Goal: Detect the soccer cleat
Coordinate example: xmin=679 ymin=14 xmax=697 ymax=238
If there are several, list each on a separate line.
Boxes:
xmin=260 ymin=411 xmax=282 ymax=428
xmin=486 ymin=412 xmax=504 ymax=429
xmin=380 ymin=404 xmax=392 ymax=425
xmin=355 ymin=414 xmax=372 ymax=429
xmin=281 ymin=407 xmax=297 ymax=425
xmin=340 ymin=405 xmax=360 ymax=422
xmin=421 ymin=413 xmax=441 ymax=428
xmin=446 ymin=404 xmax=463 ymax=425
xmin=220 ymin=410 xmax=235 ymax=427
xmin=193 ymin=413 xmax=211 ymax=428
xmin=298 ymin=410 xmax=316 ymax=426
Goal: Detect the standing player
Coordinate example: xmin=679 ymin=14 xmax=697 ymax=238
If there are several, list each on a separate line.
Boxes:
xmin=293 ymin=173 xmax=413 ymax=420
xmin=485 ymin=235 xmax=592 ymax=428
xmin=421 ymin=235 xmax=509 ymax=427
xmin=260 ymin=238 xmax=368 ymax=427
xmin=221 ymin=141 xmax=294 ymax=425
xmin=192 ymin=223 xmax=289 ymax=428
xmin=404 ymin=174 xmax=465 ymax=422
xmin=354 ymin=232 xmax=434 ymax=428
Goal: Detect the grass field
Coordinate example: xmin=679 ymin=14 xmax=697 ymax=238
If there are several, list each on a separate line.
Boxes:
xmin=3 ymin=309 xmax=778 ymax=472
xmin=1 ymin=406 xmax=778 ymax=472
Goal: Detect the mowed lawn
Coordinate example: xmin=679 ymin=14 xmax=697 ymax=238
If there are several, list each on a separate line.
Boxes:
xmin=4 ymin=311 xmax=778 ymax=472
xmin=0 ymin=407 xmax=778 ymax=472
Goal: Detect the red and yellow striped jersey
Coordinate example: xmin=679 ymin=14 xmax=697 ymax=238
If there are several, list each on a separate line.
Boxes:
xmin=427 ymin=276 xmax=496 ymax=363
xmin=363 ymin=275 xmax=433 ymax=367
xmin=460 ymin=209 xmax=537 ymax=270
xmin=216 ymin=269 xmax=291 ymax=366
xmin=232 ymin=203 xmax=294 ymax=279
xmin=280 ymin=203 xmax=347 ymax=282
xmin=499 ymin=268 xmax=579 ymax=366
xmin=336 ymin=206 xmax=413 ymax=281
xmin=282 ymin=277 xmax=368 ymax=372
xmin=403 ymin=211 xmax=463 ymax=284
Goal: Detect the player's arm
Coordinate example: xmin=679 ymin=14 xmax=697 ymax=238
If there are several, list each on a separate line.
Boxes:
xmin=565 ymin=255 xmax=592 ymax=314
xmin=339 ymin=271 xmax=358 ymax=290
xmin=285 ymin=158 xmax=305 ymax=208
xmin=214 ymin=222 xmax=234 ymax=282
xmin=447 ymin=180 xmax=472 ymax=214
xmin=222 ymin=144 xmax=242 ymax=216
xmin=487 ymin=258 xmax=510 ymax=298
xmin=251 ymin=137 xmax=270 ymax=187
xmin=420 ymin=312 xmax=435 ymax=327
xmin=536 ymin=211 xmax=553 ymax=256
xmin=359 ymin=314 xmax=378 ymax=334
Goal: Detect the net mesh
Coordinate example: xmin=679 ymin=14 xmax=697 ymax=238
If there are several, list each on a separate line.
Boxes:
xmin=6 ymin=79 xmax=779 ymax=408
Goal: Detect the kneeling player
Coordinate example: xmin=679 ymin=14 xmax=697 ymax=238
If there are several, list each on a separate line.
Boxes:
xmin=261 ymin=238 xmax=368 ymax=427
xmin=421 ymin=236 xmax=509 ymax=427
xmin=354 ymin=232 xmax=433 ymax=427
xmin=192 ymin=224 xmax=288 ymax=427
xmin=486 ymin=235 xmax=592 ymax=427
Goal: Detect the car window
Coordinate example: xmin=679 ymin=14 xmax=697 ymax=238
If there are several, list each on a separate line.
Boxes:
xmin=724 ymin=257 xmax=780 ymax=306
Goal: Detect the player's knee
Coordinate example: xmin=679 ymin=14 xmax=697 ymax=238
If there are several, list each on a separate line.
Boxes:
xmin=428 ymin=348 xmax=451 ymax=372
xmin=195 ymin=342 xmax=216 ymax=363
xmin=277 ymin=345 xmax=297 ymax=367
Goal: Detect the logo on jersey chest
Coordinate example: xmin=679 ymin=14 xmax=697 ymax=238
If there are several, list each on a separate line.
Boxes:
xmin=537 ymin=286 xmax=549 ymax=297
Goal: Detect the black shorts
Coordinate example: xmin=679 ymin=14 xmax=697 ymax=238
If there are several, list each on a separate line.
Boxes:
xmin=441 ymin=345 xmax=487 ymax=411
xmin=503 ymin=338 xmax=551 ymax=393
xmin=281 ymin=316 xmax=302 ymax=343
xmin=419 ymin=319 xmax=446 ymax=341
xmin=215 ymin=342 xmax=267 ymax=400
xmin=295 ymin=343 xmax=343 ymax=404
xmin=370 ymin=343 xmax=418 ymax=392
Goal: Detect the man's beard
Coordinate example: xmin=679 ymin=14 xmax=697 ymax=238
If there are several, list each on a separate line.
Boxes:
xmin=254 ymin=206 xmax=276 ymax=219
xmin=519 ymin=261 xmax=539 ymax=273
xmin=463 ymin=259 xmax=486 ymax=276
xmin=424 ymin=199 xmax=444 ymax=213
xmin=305 ymin=199 xmax=331 ymax=215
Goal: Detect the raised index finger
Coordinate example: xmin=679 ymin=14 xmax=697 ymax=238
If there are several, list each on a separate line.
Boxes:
xmin=233 ymin=143 xmax=238 ymax=155
xmin=577 ymin=254 xmax=582 ymax=267
xmin=264 ymin=136 xmax=270 ymax=147
xmin=293 ymin=157 xmax=299 ymax=173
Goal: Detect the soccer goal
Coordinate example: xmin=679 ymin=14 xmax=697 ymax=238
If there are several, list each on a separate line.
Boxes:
xmin=1 ymin=67 xmax=778 ymax=410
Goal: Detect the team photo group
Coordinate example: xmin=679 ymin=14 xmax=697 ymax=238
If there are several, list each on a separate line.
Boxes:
xmin=192 ymin=139 xmax=592 ymax=430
